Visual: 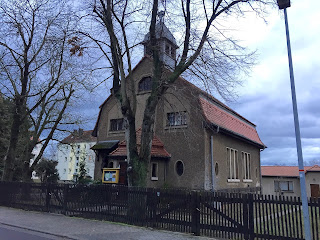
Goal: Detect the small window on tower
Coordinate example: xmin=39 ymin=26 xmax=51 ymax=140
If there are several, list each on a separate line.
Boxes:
xmin=138 ymin=77 xmax=152 ymax=92
xmin=171 ymin=47 xmax=175 ymax=58
xmin=165 ymin=44 xmax=170 ymax=55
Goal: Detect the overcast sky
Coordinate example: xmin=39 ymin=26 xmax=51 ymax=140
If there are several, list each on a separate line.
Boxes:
xmin=80 ymin=0 xmax=319 ymax=167
xmin=227 ymin=0 xmax=320 ymax=166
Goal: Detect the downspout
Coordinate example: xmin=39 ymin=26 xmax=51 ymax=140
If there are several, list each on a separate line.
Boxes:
xmin=210 ymin=135 xmax=215 ymax=191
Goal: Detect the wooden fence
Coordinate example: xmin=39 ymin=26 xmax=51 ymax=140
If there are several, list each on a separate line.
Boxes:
xmin=0 ymin=182 xmax=319 ymax=240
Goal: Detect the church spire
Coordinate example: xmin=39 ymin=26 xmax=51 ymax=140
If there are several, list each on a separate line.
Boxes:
xmin=142 ymin=11 xmax=178 ymax=69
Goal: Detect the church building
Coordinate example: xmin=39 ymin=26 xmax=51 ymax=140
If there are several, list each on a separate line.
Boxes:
xmin=92 ymin=16 xmax=265 ymax=191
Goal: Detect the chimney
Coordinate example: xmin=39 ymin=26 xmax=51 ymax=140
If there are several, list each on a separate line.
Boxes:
xmin=79 ymin=128 xmax=83 ymax=136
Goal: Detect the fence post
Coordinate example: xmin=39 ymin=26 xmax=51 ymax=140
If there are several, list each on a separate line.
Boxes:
xmin=248 ymin=194 xmax=255 ymax=240
xmin=148 ymin=189 xmax=158 ymax=228
xmin=63 ymin=184 xmax=68 ymax=215
xmin=243 ymin=194 xmax=249 ymax=240
xmin=191 ymin=191 xmax=200 ymax=236
xmin=45 ymin=183 xmax=51 ymax=212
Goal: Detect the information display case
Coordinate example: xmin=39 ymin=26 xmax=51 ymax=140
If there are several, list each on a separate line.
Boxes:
xmin=102 ymin=168 xmax=120 ymax=184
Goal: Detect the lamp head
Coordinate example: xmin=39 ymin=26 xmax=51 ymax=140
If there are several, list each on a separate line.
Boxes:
xmin=277 ymin=0 xmax=291 ymax=9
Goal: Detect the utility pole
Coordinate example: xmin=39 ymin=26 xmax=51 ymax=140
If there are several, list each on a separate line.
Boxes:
xmin=276 ymin=1 xmax=312 ymax=239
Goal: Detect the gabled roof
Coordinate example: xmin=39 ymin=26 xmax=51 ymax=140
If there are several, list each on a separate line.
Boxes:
xmin=200 ymin=97 xmax=265 ymax=147
xmin=93 ymin=56 xmax=264 ymax=148
xmin=261 ymin=165 xmax=320 ymax=177
xmin=62 ymin=130 xmax=96 ymax=144
xmin=92 ymin=56 xmax=151 ymax=137
xmin=306 ymin=164 xmax=320 ymax=172
xmin=109 ymin=129 xmax=171 ymax=159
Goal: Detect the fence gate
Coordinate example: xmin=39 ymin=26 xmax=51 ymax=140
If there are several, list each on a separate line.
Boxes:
xmin=146 ymin=189 xmax=194 ymax=234
xmin=197 ymin=192 xmax=254 ymax=240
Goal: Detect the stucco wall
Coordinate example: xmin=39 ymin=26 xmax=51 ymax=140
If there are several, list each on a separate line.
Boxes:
xmin=261 ymin=176 xmax=301 ymax=197
xmin=204 ymin=129 xmax=261 ymax=191
xmin=261 ymin=172 xmax=320 ymax=197
xmin=152 ymin=77 xmax=206 ymax=189
xmin=306 ymin=172 xmax=320 ymax=197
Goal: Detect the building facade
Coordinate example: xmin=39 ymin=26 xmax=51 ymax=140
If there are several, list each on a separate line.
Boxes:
xmin=56 ymin=129 xmax=96 ymax=181
xmin=261 ymin=165 xmax=320 ymax=198
xmin=92 ymin=21 xmax=265 ymax=191
xmin=30 ymin=141 xmax=43 ymax=180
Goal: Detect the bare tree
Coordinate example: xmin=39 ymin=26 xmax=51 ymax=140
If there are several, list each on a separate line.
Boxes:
xmin=0 ymin=0 xmax=84 ymax=181
xmin=88 ymin=0 xmax=273 ymax=186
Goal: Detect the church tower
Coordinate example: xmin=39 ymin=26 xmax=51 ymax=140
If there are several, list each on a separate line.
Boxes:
xmin=142 ymin=11 xmax=178 ymax=69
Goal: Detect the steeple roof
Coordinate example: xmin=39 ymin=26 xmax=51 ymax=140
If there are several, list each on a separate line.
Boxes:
xmin=143 ymin=22 xmax=178 ymax=48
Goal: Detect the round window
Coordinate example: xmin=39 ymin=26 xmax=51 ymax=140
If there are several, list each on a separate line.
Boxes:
xmin=175 ymin=161 xmax=184 ymax=176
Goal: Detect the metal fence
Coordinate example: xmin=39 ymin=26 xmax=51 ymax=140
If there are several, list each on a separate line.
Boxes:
xmin=0 ymin=182 xmax=319 ymax=240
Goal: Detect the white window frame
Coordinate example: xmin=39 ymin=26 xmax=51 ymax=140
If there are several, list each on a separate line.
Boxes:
xmin=151 ymin=162 xmax=158 ymax=181
xmin=167 ymin=111 xmax=187 ymax=127
xmin=227 ymin=147 xmax=240 ymax=182
xmin=242 ymin=151 xmax=252 ymax=182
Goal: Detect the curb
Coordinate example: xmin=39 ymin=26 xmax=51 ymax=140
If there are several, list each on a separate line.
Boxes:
xmin=0 ymin=221 xmax=77 ymax=240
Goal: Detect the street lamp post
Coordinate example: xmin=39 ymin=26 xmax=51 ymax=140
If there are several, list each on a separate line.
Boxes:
xmin=277 ymin=1 xmax=312 ymax=239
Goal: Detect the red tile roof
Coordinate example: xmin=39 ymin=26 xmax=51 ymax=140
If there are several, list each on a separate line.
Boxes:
xmin=261 ymin=165 xmax=320 ymax=177
xmin=61 ymin=130 xmax=96 ymax=144
xmin=109 ymin=129 xmax=170 ymax=158
xmin=177 ymin=77 xmax=257 ymax=126
xmin=306 ymin=165 xmax=320 ymax=172
xmin=200 ymin=97 xmax=265 ymax=147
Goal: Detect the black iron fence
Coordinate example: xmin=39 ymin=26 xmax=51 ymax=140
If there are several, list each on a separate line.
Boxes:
xmin=0 ymin=182 xmax=319 ymax=240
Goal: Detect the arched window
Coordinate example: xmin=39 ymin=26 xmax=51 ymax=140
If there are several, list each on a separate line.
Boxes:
xmin=108 ymin=161 xmax=114 ymax=168
xmin=138 ymin=77 xmax=152 ymax=92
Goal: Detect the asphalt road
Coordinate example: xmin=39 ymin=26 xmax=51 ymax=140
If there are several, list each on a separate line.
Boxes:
xmin=0 ymin=224 xmax=66 ymax=240
xmin=0 ymin=207 xmax=217 ymax=240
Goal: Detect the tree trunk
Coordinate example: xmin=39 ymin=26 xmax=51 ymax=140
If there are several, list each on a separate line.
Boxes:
xmin=22 ymin=162 xmax=33 ymax=182
xmin=135 ymin=93 xmax=160 ymax=186
xmin=126 ymin=114 xmax=139 ymax=186
xmin=2 ymin=103 xmax=22 ymax=181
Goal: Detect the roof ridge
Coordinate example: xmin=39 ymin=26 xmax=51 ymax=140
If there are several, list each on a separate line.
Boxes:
xmin=176 ymin=75 xmax=257 ymax=127
xmin=61 ymin=130 xmax=96 ymax=144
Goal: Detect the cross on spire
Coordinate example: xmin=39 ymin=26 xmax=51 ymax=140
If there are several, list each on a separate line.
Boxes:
xmin=158 ymin=10 xmax=165 ymax=23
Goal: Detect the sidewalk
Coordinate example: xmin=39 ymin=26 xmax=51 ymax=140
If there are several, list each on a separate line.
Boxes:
xmin=0 ymin=207 xmax=219 ymax=240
